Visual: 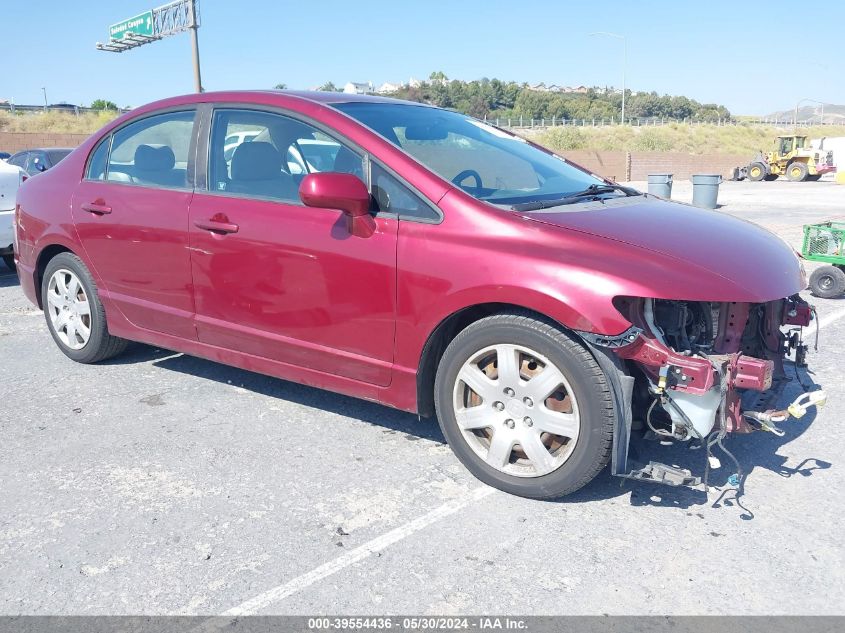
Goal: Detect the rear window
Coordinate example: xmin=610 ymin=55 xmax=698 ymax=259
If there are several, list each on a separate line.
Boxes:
xmin=106 ymin=110 xmax=196 ymax=188
xmin=47 ymin=149 xmax=72 ymax=165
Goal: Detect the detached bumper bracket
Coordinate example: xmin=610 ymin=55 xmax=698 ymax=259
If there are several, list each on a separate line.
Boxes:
xmin=577 ymin=325 xmax=643 ymax=349
xmin=623 ymin=461 xmax=701 ymax=487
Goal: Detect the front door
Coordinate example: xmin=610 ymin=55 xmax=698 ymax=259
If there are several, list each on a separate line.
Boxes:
xmin=71 ymin=109 xmax=198 ymax=339
xmin=188 ymin=107 xmax=397 ymax=385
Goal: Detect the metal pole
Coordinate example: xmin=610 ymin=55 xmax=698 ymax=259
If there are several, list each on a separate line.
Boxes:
xmin=189 ymin=0 xmax=202 ymax=92
xmin=42 ymin=87 xmax=47 ymax=110
xmin=621 ymin=35 xmax=626 ymax=125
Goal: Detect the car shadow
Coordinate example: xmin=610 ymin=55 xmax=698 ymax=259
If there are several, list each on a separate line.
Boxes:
xmin=107 ymin=345 xmax=827 ymax=515
xmin=108 ymin=343 xmax=446 ymax=444
xmin=0 ymin=270 xmax=20 ymax=287
xmin=564 ymin=363 xmax=828 ymax=517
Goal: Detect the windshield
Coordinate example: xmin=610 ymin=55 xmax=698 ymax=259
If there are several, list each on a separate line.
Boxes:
xmin=332 ymin=102 xmax=606 ymax=205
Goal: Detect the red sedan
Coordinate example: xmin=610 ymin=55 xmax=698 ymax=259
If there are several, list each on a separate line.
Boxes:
xmin=13 ymin=91 xmax=814 ymax=498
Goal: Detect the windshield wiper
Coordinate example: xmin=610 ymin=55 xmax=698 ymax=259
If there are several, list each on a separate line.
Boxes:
xmin=511 ymin=183 xmax=639 ymax=212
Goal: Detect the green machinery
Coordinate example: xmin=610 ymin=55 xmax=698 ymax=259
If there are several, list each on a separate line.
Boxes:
xmin=803 ymin=221 xmax=845 ymax=297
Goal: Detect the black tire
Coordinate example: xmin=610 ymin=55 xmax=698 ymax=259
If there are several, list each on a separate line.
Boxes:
xmin=764 ymin=174 xmax=779 ymax=181
xmin=809 ymin=265 xmax=845 ymax=299
xmin=2 ymin=253 xmax=14 ymax=271
xmin=41 ymin=252 xmax=128 ymax=363
xmin=747 ymin=162 xmax=767 ymax=181
xmin=787 ymin=162 xmax=808 ymax=182
xmin=434 ymin=313 xmax=614 ymax=499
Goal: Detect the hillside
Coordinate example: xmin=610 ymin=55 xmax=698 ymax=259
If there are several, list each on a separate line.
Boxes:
xmin=387 ymin=74 xmax=731 ymax=122
xmin=765 ymin=103 xmax=845 ymax=125
xmin=0 ymin=110 xmax=115 ymax=134
xmin=528 ymin=123 xmax=845 ymax=156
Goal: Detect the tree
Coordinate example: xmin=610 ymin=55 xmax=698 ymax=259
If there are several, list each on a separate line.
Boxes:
xmin=274 ymin=83 xmax=287 ymax=90
xmin=90 ymin=99 xmax=118 ymax=111
xmin=318 ymin=81 xmax=339 ymax=92
xmin=371 ymin=71 xmax=730 ymax=123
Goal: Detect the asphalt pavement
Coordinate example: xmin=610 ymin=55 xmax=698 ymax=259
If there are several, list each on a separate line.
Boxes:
xmin=1 ymin=179 xmax=843 ymax=615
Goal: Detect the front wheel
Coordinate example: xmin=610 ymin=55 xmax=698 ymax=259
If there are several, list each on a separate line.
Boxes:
xmin=809 ymin=265 xmax=845 ymax=298
xmin=748 ymin=162 xmax=767 ymax=181
xmin=434 ymin=313 xmax=614 ymax=499
xmin=787 ymin=162 xmax=808 ymax=182
xmin=41 ymin=252 xmax=128 ymax=363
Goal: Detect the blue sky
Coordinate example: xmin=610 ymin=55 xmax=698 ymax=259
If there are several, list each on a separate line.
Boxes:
xmin=3 ymin=0 xmax=843 ymax=115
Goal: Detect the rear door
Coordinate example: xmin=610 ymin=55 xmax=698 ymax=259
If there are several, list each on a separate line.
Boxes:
xmin=71 ymin=109 xmax=198 ymax=339
xmin=187 ymin=106 xmax=398 ymax=385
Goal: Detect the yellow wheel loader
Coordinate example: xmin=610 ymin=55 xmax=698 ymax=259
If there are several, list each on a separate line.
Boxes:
xmin=746 ymin=135 xmax=835 ymax=182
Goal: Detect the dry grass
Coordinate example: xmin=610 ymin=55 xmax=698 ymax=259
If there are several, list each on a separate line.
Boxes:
xmin=0 ymin=110 xmax=119 ymax=135
xmin=532 ymin=123 xmax=845 ymax=155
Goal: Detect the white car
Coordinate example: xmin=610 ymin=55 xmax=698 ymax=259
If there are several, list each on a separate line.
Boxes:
xmin=0 ymin=159 xmax=24 ymax=270
xmin=223 ymin=130 xmax=262 ymax=162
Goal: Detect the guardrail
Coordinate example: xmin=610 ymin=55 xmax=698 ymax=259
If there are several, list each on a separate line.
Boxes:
xmin=0 ymin=104 xmax=131 ymax=115
xmin=484 ymin=116 xmax=841 ymax=129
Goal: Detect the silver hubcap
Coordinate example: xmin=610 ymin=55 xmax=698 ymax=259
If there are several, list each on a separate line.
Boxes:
xmin=819 ymin=275 xmax=833 ymax=290
xmin=452 ymin=344 xmax=580 ymax=478
xmin=47 ymin=269 xmax=92 ymax=350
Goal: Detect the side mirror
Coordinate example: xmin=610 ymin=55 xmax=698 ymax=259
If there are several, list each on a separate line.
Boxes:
xmin=299 ymin=172 xmax=374 ymax=238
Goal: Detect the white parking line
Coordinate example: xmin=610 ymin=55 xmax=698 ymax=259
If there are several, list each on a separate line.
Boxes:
xmin=222 ymin=486 xmax=496 ymax=616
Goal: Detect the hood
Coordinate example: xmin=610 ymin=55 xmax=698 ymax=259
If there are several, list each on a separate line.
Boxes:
xmin=520 ymin=195 xmax=805 ymax=302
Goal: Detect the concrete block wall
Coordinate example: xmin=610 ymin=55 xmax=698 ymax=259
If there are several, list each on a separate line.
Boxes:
xmin=0 ymin=132 xmax=90 ymax=154
xmin=559 ymin=151 xmax=629 ymax=182
xmin=627 ymin=152 xmax=748 ymax=181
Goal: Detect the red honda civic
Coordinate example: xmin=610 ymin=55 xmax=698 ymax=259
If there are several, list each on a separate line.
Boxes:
xmin=13 ymin=91 xmax=815 ymax=498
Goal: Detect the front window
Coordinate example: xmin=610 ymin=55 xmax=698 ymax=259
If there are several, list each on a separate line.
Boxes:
xmin=333 ymin=102 xmax=606 ymax=206
xmin=208 ymin=108 xmax=363 ymax=203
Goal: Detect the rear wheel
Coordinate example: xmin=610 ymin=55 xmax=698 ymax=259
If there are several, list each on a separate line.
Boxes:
xmin=748 ymin=162 xmax=767 ymax=181
xmin=434 ymin=313 xmax=614 ymax=499
xmin=41 ymin=252 xmax=128 ymax=363
xmin=809 ymin=265 xmax=845 ymax=298
xmin=787 ymin=162 xmax=808 ymax=182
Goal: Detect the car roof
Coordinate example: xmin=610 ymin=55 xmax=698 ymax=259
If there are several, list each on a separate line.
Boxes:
xmin=271 ymin=90 xmax=425 ymax=106
xmin=132 ymin=90 xmax=435 ymax=112
xmin=13 ymin=147 xmax=74 ymax=153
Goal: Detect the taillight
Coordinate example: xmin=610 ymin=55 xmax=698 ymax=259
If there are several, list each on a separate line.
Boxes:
xmin=13 ymin=204 xmax=20 ymax=254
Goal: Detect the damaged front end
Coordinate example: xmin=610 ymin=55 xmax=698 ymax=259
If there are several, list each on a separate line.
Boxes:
xmin=580 ymin=295 xmax=824 ymax=489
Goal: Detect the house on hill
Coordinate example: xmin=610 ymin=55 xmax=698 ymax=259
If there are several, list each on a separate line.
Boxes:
xmin=343 ymin=82 xmax=375 ymax=95
xmin=376 ymin=82 xmax=403 ymax=94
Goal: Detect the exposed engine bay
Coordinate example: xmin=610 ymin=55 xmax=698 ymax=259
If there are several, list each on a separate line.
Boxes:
xmin=580 ymin=295 xmax=825 ymax=489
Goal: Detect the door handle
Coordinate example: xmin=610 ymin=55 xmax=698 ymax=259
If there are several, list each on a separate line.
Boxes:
xmin=81 ymin=202 xmax=112 ymax=215
xmin=194 ymin=219 xmax=239 ymax=234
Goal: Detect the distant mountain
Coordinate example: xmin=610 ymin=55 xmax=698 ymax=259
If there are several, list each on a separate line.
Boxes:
xmin=765 ymin=103 xmax=845 ymax=124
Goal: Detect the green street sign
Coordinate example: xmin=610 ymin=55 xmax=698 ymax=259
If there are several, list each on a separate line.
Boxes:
xmin=109 ymin=10 xmax=154 ymax=40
